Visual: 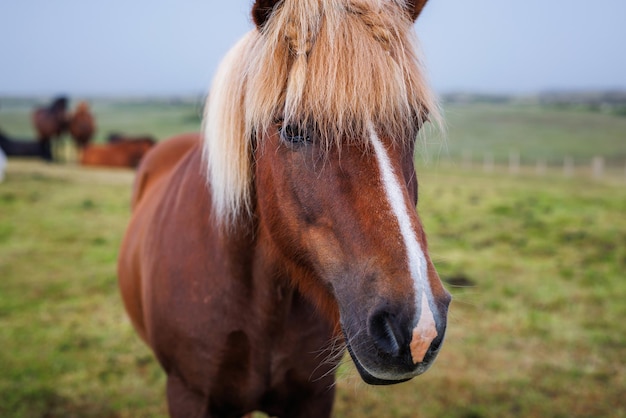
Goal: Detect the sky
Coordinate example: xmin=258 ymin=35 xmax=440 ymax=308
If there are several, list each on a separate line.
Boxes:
xmin=1 ymin=0 xmax=625 ymax=96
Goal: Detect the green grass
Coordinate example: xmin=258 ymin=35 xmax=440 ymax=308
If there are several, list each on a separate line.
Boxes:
xmin=423 ymin=103 xmax=626 ymax=167
xmin=1 ymin=161 xmax=625 ymax=417
xmin=0 ymin=165 xmax=166 ymax=417
xmin=1 ymin=101 xmax=626 ymax=417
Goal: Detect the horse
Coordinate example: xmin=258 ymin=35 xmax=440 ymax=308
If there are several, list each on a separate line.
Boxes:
xmin=32 ymin=96 xmax=69 ymax=140
xmin=32 ymin=96 xmax=69 ymax=161
xmin=69 ymin=101 xmax=96 ymax=150
xmin=80 ymin=138 xmax=155 ymax=168
xmin=107 ymin=133 xmax=155 ymax=144
xmin=0 ymin=130 xmax=52 ymax=161
xmin=118 ymin=1 xmax=451 ymax=416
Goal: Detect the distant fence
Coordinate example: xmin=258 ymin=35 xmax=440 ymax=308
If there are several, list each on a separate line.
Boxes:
xmin=457 ymin=151 xmax=626 ymax=183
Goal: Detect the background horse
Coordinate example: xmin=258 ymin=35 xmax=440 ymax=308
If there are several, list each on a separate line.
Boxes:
xmin=107 ymin=133 xmax=155 ymax=144
xmin=118 ymin=1 xmax=450 ymax=416
xmin=32 ymin=96 xmax=69 ymax=161
xmin=69 ymin=101 xmax=96 ymax=151
xmin=80 ymin=137 xmax=155 ymax=168
xmin=0 ymin=130 xmax=52 ymax=161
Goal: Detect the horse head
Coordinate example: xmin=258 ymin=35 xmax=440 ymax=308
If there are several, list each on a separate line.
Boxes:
xmin=204 ymin=0 xmax=450 ymax=385
xmin=50 ymin=96 xmax=70 ymax=124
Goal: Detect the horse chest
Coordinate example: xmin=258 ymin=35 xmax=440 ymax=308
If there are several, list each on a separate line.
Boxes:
xmin=205 ymin=296 xmax=337 ymax=415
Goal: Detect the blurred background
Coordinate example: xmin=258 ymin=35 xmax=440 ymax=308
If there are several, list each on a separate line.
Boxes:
xmin=1 ymin=1 xmax=625 ymax=417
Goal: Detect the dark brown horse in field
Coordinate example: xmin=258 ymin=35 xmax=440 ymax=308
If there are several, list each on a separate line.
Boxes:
xmin=32 ymin=96 xmax=69 ymax=161
xmin=69 ymin=101 xmax=96 ymax=150
xmin=118 ymin=0 xmax=450 ymax=416
xmin=80 ymin=137 xmax=154 ymax=168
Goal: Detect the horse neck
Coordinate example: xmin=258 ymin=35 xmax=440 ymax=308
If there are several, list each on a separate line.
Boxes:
xmin=215 ymin=218 xmax=315 ymax=337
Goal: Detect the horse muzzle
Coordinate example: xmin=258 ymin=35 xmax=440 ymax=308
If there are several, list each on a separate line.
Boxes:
xmin=341 ymin=296 xmax=449 ymax=385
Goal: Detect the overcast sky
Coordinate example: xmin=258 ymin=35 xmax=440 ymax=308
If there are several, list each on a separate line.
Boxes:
xmin=1 ymin=0 xmax=625 ymax=96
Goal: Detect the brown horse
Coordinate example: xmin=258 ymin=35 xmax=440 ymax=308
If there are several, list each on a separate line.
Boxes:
xmin=69 ymin=101 xmax=96 ymax=150
xmin=118 ymin=1 xmax=451 ymax=416
xmin=32 ymin=96 xmax=69 ymax=161
xmin=80 ymin=137 xmax=154 ymax=168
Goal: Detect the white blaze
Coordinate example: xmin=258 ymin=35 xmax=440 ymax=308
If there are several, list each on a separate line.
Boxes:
xmin=368 ymin=123 xmax=437 ymax=362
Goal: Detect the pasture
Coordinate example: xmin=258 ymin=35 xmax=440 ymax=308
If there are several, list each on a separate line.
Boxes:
xmin=1 ymin=100 xmax=626 ymax=417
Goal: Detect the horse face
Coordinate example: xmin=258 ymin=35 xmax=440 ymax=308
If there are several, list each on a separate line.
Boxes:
xmin=255 ymin=122 xmax=451 ymax=385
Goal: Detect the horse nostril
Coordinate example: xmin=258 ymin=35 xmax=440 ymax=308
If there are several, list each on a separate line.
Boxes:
xmin=368 ymin=310 xmax=404 ymax=356
xmin=429 ymin=333 xmax=443 ymax=353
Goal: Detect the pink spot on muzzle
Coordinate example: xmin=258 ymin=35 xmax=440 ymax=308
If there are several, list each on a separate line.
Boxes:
xmin=410 ymin=294 xmax=438 ymax=364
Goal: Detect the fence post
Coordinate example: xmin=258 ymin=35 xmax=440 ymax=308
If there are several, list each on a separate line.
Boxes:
xmin=484 ymin=153 xmax=494 ymax=173
xmin=592 ymin=156 xmax=604 ymax=179
xmin=509 ymin=151 xmax=520 ymax=175
xmin=563 ymin=156 xmax=574 ymax=178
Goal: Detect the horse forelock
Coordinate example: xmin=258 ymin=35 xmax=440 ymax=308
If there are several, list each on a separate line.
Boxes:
xmin=203 ymin=0 xmax=440 ymax=228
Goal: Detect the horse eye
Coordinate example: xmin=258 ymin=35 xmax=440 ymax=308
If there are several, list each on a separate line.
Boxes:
xmin=279 ymin=124 xmax=311 ymax=145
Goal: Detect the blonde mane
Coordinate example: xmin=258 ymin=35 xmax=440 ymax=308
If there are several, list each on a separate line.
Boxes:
xmin=203 ymin=0 xmax=440 ymax=227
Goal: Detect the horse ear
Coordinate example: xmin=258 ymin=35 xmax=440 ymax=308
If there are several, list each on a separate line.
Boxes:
xmin=406 ymin=0 xmax=428 ymax=22
xmin=252 ymin=0 xmax=281 ymax=29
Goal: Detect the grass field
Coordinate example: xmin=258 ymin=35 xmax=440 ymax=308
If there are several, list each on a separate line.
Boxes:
xmin=1 ymin=100 xmax=626 ymax=417
xmin=423 ymin=103 xmax=626 ymax=170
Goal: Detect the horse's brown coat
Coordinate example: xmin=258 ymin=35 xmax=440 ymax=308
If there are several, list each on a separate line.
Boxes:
xmin=80 ymin=138 xmax=154 ymax=169
xmin=69 ymin=102 xmax=96 ymax=149
xmin=119 ymin=133 xmax=338 ymax=417
xmin=31 ymin=97 xmax=70 ymax=161
xmin=130 ymin=132 xmax=198 ymax=208
xmin=32 ymin=97 xmax=68 ymax=142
